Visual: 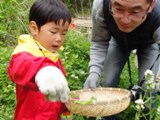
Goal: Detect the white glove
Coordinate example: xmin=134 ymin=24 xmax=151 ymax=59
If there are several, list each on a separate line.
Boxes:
xmin=35 ymin=66 xmax=70 ymax=103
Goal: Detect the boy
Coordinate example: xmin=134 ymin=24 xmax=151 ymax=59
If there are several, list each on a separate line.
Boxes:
xmin=8 ymin=0 xmax=71 ymax=119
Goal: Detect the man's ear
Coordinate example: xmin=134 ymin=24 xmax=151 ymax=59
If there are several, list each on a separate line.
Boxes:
xmin=148 ymin=0 xmax=156 ymax=13
xmin=29 ymin=21 xmax=39 ymax=36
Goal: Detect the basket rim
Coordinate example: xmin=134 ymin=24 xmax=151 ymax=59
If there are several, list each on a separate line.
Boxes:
xmin=68 ymin=87 xmax=131 ymax=105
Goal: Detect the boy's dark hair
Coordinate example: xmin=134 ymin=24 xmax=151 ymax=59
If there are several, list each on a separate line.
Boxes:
xmin=29 ymin=0 xmax=71 ymax=29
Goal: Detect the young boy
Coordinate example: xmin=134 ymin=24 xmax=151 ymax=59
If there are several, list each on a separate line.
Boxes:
xmin=8 ymin=0 xmax=72 ymax=120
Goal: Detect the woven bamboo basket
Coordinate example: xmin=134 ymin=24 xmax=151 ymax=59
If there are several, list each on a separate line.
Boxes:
xmin=65 ymin=87 xmax=131 ymax=117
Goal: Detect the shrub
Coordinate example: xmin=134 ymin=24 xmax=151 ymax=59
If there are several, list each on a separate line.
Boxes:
xmin=0 ymin=47 xmax=15 ymax=120
xmin=0 ymin=0 xmax=33 ymax=46
xmin=61 ymin=29 xmax=90 ymax=90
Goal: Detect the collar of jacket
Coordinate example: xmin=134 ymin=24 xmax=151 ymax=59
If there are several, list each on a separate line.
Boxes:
xmin=12 ymin=34 xmax=64 ymax=62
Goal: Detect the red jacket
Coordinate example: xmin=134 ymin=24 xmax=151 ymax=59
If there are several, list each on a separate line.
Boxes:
xmin=8 ymin=35 xmax=67 ymax=120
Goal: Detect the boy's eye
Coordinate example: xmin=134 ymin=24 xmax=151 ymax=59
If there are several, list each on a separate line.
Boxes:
xmin=62 ymin=32 xmax=67 ymax=35
xmin=51 ymin=31 xmax=56 ymax=34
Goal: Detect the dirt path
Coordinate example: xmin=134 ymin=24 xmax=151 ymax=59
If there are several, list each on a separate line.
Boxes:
xmin=72 ymin=17 xmax=93 ymax=38
xmin=74 ymin=17 xmax=92 ymax=28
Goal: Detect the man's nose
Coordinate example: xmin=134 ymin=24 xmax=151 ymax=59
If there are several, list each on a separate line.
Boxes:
xmin=121 ymin=12 xmax=131 ymax=23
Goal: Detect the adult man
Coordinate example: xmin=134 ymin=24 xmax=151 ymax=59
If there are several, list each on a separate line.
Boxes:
xmin=84 ymin=0 xmax=160 ymax=119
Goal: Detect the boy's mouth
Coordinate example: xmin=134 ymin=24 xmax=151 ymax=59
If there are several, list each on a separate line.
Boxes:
xmin=52 ymin=45 xmax=60 ymax=49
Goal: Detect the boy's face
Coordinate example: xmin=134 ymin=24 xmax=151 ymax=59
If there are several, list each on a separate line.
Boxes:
xmin=110 ymin=0 xmax=155 ymax=32
xmin=30 ymin=20 xmax=70 ymax=53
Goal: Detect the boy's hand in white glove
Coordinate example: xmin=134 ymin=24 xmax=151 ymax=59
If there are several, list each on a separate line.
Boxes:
xmin=35 ymin=66 xmax=70 ymax=103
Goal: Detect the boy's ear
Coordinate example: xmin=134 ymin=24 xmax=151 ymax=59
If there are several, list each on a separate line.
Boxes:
xmin=29 ymin=21 xmax=39 ymax=36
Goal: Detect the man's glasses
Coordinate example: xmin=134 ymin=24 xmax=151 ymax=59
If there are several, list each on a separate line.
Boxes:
xmin=109 ymin=1 xmax=151 ymax=22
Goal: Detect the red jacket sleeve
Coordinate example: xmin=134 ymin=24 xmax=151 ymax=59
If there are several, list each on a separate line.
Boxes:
xmin=8 ymin=52 xmax=65 ymax=90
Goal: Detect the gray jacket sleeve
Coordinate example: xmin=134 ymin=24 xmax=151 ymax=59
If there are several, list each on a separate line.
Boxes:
xmin=153 ymin=0 xmax=160 ymax=48
xmin=153 ymin=27 xmax=160 ymax=76
xmin=153 ymin=27 xmax=160 ymax=47
xmin=89 ymin=0 xmax=111 ymax=75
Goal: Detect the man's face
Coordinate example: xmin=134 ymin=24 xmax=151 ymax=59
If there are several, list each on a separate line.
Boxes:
xmin=110 ymin=0 xmax=154 ymax=32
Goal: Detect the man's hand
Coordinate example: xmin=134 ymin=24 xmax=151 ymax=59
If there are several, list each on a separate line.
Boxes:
xmin=83 ymin=72 xmax=100 ymax=90
xmin=35 ymin=66 xmax=70 ymax=103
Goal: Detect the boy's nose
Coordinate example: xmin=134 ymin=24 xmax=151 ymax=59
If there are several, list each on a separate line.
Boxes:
xmin=55 ymin=34 xmax=62 ymax=42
